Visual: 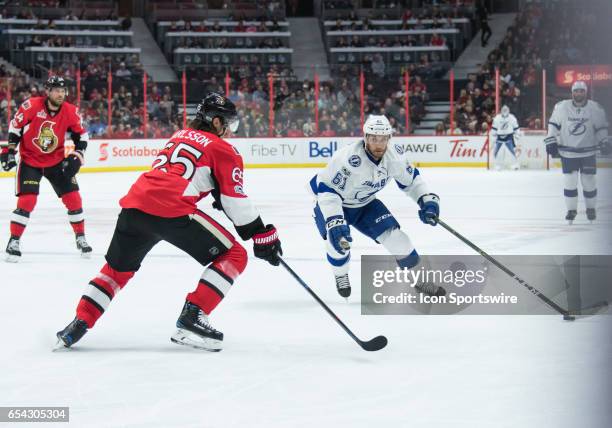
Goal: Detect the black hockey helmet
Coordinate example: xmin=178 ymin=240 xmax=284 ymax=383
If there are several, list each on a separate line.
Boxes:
xmin=195 ymin=92 xmax=239 ymax=133
xmin=45 ymin=75 xmax=67 ymax=90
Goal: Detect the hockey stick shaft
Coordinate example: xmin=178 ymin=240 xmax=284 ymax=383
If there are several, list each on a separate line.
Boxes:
xmin=437 ymin=219 xmax=569 ymax=315
xmin=278 ymin=258 xmax=390 ymax=351
xmin=279 ymin=258 xmax=362 ymax=343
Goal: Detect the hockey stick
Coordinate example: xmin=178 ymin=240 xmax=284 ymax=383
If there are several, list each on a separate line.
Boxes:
xmin=437 ymin=219 xmax=571 ymax=317
xmin=279 ymin=258 xmax=388 ymax=352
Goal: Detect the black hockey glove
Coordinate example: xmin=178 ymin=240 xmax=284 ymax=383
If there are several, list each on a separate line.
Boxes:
xmin=0 ymin=147 xmax=17 ymax=171
xmin=62 ymin=151 xmax=83 ymax=178
xmin=544 ymin=136 xmax=560 ymax=158
xmin=599 ymin=139 xmax=611 ymax=156
xmin=252 ymin=224 xmax=282 ymax=266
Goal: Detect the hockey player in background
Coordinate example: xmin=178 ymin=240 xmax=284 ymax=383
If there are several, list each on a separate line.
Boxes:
xmin=55 ymin=93 xmax=282 ymax=352
xmin=309 ymin=115 xmax=443 ymax=298
xmin=0 ymin=76 xmax=92 ymax=261
xmin=491 ymin=105 xmax=521 ymax=170
xmin=544 ymin=81 xmax=610 ymax=224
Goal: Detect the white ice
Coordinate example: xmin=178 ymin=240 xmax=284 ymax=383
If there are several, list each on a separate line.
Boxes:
xmin=0 ymin=168 xmax=610 ymax=428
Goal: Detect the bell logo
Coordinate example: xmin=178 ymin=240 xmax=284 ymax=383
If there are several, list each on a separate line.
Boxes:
xmin=99 ymin=143 xmax=109 ymax=161
xmin=563 ymin=70 xmax=574 ymax=84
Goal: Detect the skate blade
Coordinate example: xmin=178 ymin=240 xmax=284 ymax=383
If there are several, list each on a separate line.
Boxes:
xmin=5 ymin=254 xmax=20 ymax=263
xmin=52 ymin=338 xmax=69 ymax=352
xmin=80 ymin=252 xmax=92 ymax=259
xmin=170 ymin=328 xmax=222 ymax=352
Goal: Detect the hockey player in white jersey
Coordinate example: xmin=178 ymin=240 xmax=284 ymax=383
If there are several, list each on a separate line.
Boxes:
xmin=309 ymin=115 xmax=443 ymax=298
xmin=544 ymin=81 xmax=610 ymax=223
xmin=491 ymin=105 xmax=521 ymax=170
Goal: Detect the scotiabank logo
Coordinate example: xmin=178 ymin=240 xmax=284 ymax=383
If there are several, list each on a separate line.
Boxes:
xmin=556 ymin=65 xmax=612 ymax=87
xmin=98 ymin=143 xmax=161 ymax=162
xmin=99 ymin=143 xmax=109 ymax=161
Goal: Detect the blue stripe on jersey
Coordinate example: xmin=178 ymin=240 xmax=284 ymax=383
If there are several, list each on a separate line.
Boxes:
xmin=310 ymin=176 xmax=344 ymax=199
xmin=413 ymin=168 xmax=420 ymax=179
xmin=319 ymin=182 xmax=344 ymax=199
xmin=548 ymin=121 xmax=561 ymax=130
xmin=396 ymin=180 xmax=408 ymax=190
xmin=594 ymin=125 xmax=609 ymax=132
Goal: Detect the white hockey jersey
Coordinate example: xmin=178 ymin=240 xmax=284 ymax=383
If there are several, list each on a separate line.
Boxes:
xmin=547 ymin=99 xmax=609 ymax=158
xmin=309 ymin=140 xmax=430 ymax=220
xmin=491 ymin=113 xmax=519 ymax=139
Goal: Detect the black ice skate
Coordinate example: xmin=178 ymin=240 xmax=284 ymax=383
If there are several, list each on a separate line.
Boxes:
xmin=335 ymin=274 xmax=351 ymax=299
xmin=415 ymin=282 xmax=447 ymax=297
xmin=171 ymin=301 xmax=223 ymax=352
xmin=5 ymin=236 xmax=21 ymax=263
xmin=75 ymin=233 xmax=92 ymax=258
xmin=55 ymin=317 xmax=88 ymax=349
xmin=565 ymin=210 xmax=577 ymax=225
xmin=586 ymin=208 xmax=596 ymax=223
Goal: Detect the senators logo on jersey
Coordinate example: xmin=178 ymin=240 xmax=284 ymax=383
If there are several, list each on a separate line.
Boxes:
xmin=33 ymin=121 xmax=59 ymax=153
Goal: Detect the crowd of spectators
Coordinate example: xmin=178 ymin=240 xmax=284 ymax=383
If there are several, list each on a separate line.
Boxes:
xmin=434 ymin=0 xmax=612 ymax=135
xmin=165 ymin=18 xmax=285 ymax=33
xmin=0 ymin=5 xmax=119 ymax=21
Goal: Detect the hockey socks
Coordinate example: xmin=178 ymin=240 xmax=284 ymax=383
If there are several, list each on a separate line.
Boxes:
xmin=186 ymin=243 xmax=247 ymax=314
xmin=9 ymin=194 xmax=37 ymax=238
xmin=61 ymin=191 xmax=85 ymax=235
xmin=76 ymin=263 xmax=135 ymax=328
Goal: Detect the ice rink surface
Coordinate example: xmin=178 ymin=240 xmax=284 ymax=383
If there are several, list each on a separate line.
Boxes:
xmin=1 ymin=167 xmax=611 ymax=428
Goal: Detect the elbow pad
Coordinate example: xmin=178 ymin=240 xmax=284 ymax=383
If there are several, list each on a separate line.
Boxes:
xmin=71 ymin=132 xmax=88 ymax=151
xmin=8 ymin=132 xmax=20 ymax=146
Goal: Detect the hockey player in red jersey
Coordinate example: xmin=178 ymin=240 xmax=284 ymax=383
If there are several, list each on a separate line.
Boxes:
xmin=1 ymin=76 xmax=92 ymax=262
xmin=55 ymin=92 xmax=283 ymax=351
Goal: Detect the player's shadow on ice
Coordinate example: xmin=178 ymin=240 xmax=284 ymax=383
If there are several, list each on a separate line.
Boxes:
xmin=52 ymin=345 xmax=217 ymax=354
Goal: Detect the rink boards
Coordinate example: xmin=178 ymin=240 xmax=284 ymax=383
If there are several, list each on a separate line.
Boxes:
xmin=1 ymin=134 xmax=610 ymax=176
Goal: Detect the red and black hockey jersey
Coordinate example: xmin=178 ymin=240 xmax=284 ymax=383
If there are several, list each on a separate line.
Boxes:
xmin=120 ymin=128 xmax=260 ymax=229
xmin=8 ymin=97 xmax=88 ymax=168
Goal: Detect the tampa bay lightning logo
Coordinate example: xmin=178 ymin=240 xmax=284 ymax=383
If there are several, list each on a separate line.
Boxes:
xmin=394 ymin=144 xmax=404 ymax=155
xmin=569 ymin=120 xmax=587 ymax=136
xmin=348 ymin=155 xmax=361 ymax=167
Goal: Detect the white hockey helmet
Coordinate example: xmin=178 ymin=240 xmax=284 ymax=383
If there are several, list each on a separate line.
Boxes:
xmin=363 ymin=115 xmax=393 ymax=137
xmin=501 ymin=105 xmax=510 ymax=117
xmin=571 ymin=80 xmax=588 ymax=93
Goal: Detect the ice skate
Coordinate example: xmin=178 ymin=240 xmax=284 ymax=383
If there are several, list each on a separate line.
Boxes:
xmin=171 ymin=301 xmax=223 ymax=352
xmin=415 ymin=282 xmax=447 ymax=297
xmin=586 ymin=208 xmax=596 ymax=223
xmin=5 ymin=236 xmax=21 ymax=263
xmin=335 ymin=273 xmax=351 ymax=299
xmin=565 ymin=210 xmax=577 ymax=225
xmin=75 ymin=233 xmax=92 ymax=258
xmin=55 ymin=317 xmax=88 ymax=349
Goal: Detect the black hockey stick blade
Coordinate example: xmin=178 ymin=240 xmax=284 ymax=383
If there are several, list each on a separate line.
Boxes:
xmin=279 ymin=258 xmax=388 ymax=352
xmin=360 ymin=335 xmax=388 ymax=352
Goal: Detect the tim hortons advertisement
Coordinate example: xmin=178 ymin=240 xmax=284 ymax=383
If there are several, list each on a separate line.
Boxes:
xmin=556 ymin=65 xmax=612 ymax=87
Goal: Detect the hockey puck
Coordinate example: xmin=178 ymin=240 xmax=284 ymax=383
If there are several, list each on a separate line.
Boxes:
xmin=563 ymin=314 xmax=576 ymax=321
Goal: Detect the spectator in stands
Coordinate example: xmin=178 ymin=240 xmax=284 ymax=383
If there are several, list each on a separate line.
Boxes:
xmin=371 ymin=54 xmax=385 ymax=79
xmin=115 ymin=62 xmax=132 ymax=78
xmin=430 ymin=33 xmax=446 ymax=46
